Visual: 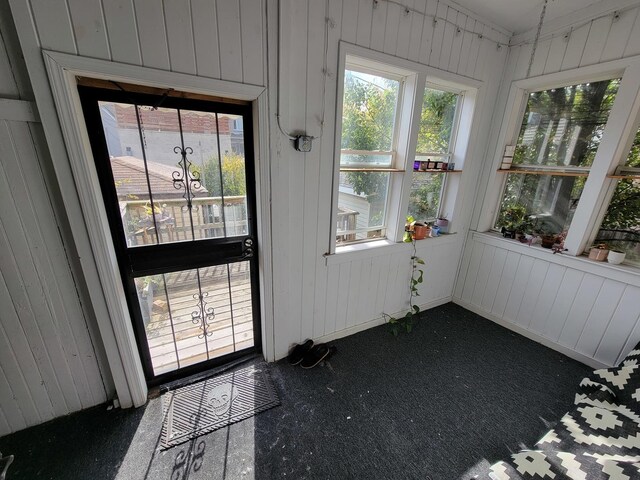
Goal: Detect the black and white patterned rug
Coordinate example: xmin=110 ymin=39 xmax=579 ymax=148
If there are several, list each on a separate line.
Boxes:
xmin=485 ymin=346 xmax=640 ymax=479
xmin=161 ymin=363 xmax=280 ymax=449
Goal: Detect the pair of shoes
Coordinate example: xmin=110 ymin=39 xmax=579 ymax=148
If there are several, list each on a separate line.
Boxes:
xmin=287 ymin=340 xmax=337 ymax=369
xmin=300 ymin=344 xmax=337 ymax=369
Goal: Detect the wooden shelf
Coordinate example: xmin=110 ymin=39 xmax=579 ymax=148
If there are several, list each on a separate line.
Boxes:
xmin=496 ymin=169 xmax=588 ymax=177
xmin=414 ymin=169 xmax=463 ymax=173
xmin=607 ymin=174 xmax=640 ymax=179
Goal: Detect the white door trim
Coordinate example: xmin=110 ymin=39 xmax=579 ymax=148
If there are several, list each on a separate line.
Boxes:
xmin=42 ymin=50 xmax=272 ymax=407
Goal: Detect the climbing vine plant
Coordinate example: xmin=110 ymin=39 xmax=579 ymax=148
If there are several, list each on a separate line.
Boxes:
xmin=383 ymin=237 xmax=425 ymax=335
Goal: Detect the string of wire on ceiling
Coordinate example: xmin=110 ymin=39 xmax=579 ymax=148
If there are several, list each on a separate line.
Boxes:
xmin=274 ymin=0 xmax=331 ymax=152
xmin=375 ymin=0 xmax=507 ymax=49
xmin=526 ymin=0 xmax=548 ymax=79
xmin=509 ymin=4 xmax=635 ymax=49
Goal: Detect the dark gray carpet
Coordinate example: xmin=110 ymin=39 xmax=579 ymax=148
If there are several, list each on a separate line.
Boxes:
xmin=0 ymin=303 xmax=591 ymax=480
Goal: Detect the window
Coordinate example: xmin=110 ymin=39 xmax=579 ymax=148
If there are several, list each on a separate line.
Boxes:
xmin=332 ymin=47 xmax=474 ymax=251
xmin=495 ymin=78 xmax=621 ymax=235
xmin=408 ymin=87 xmax=461 ymax=221
xmin=594 ymin=126 xmax=640 ymax=264
xmin=336 ymin=66 xmax=402 ymax=244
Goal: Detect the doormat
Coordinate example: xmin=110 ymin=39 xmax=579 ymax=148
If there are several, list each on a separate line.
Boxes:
xmin=160 ymin=363 xmax=280 ymax=449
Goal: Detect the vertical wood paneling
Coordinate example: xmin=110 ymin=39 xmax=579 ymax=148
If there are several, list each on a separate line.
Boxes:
xmin=163 ymin=0 xmax=197 ymax=75
xmin=503 ymin=255 xmax=534 ymax=321
xmin=514 ymin=259 xmax=549 ymax=329
xmin=561 ymin=23 xmax=591 ymax=70
xmin=324 ymin=263 xmax=340 ymax=335
xmin=429 ymin=2 xmax=446 ymax=70
xmin=133 ymin=0 xmax=170 ymax=69
xmin=600 ymin=7 xmax=638 ymax=63
xmin=558 ymin=274 xmax=605 ymax=349
xmin=580 ymin=17 xmax=611 ymax=67
xmin=544 ymin=268 xmax=585 ymax=341
xmin=439 ymin=7 xmax=456 ymax=71
xmin=623 ymin=7 xmax=640 ymax=57
xmin=575 ymin=279 xmax=626 ymax=357
xmin=355 ymin=0 xmax=372 ymax=48
xmin=0 ymin=29 xmax=18 ymax=97
xmin=595 ymin=286 xmax=640 ymax=366
xmin=66 ymin=0 xmax=110 ymax=59
xmin=395 ymin=0 xmax=413 ymax=59
xmin=461 ymin=240 xmax=485 ymax=302
xmin=191 ymin=0 xmax=221 ymax=78
xmin=102 ymin=0 xmax=141 ymax=65
xmin=341 ymin=0 xmax=358 ymax=45
xmin=529 ymin=37 xmax=550 ymax=77
xmin=334 ymin=262 xmax=351 ymax=332
xmin=471 ymin=244 xmax=494 ymax=306
xmin=490 ymin=250 xmax=520 ymax=317
xmin=407 ymin=0 xmax=425 ymax=62
xmin=543 ymin=34 xmax=568 ymax=74
xmin=480 ymin=247 xmax=506 ymax=311
xmin=382 ymin=1 xmax=401 ymax=55
xmin=528 ymin=263 xmax=566 ymax=336
xmin=240 ymin=0 xmax=264 ymax=85
xmin=216 ymin=0 xmax=243 ymax=82
xmin=418 ymin=0 xmax=436 ymax=65
xmin=29 ymin=0 xmax=77 ymax=53
xmin=369 ymin=0 xmax=386 ymax=52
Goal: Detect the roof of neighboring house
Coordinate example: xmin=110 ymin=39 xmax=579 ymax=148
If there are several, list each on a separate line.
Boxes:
xmin=111 ymin=156 xmax=208 ymax=200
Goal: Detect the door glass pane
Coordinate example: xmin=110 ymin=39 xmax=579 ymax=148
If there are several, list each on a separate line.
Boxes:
xmin=99 ymin=102 xmax=249 ymax=246
xmin=513 ymin=78 xmax=620 ymax=167
xmin=136 ymin=261 xmax=254 ymax=377
xmin=336 ymin=172 xmax=389 ymax=243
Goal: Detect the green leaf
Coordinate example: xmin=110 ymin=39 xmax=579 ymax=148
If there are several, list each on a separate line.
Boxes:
xmin=415 ymin=258 xmax=425 ymax=265
xmin=406 ymin=323 xmax=413 ymax=333
xmin=413 ymin=304 xmax=420 ymax=314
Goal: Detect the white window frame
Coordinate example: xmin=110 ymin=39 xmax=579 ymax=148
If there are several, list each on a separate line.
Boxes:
xmin=329 ymin=42 xmax=479 ymax=256
xmin=478 ymin=56 xmax=640 ymax=258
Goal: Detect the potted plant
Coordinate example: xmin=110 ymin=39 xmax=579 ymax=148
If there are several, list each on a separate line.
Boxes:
xmin=588 ymin=243 xmax=610 ymax=261
xmin=498 ymin=204 xmax=526 ymax=239
xmin=607 ymin=249 xmax=626 ymax=265
xmin=405 ymin=216 xmax=430 ymax=240
xmin=536 ymin=221 xmax=558 ymax=249
xmin=435 ymin=217 xmax=449 ymax=233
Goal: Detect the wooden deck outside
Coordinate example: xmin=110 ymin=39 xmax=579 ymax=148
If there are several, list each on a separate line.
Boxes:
xmin=139 ymin=262 xmax=254 ymax=376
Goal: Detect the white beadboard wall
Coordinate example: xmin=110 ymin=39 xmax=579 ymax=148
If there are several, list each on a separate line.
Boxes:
xmin=457 ymin=3 xmax=640 ymax=368
xmin=0 ymin=0 xmax=109 ymax=436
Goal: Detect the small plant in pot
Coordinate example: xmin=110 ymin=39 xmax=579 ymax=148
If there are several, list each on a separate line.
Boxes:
xmin=536 ymin=221 xmax=558 ymax=249
xmin=498 ymin=204 xmax=526 ymax=239
xmin=607 ymin=249 xmax=626 ymax=265
xmin=588 ymin=243 xmax=610 ymax=262
xmin=405 ymin=215 xmax=430 ymax=241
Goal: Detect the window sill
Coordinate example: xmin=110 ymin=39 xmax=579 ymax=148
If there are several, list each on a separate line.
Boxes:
xmin=325 ymin=233 xmax=458 ymax=266
xmin=472 ymin=231 xmax=640 ymax=287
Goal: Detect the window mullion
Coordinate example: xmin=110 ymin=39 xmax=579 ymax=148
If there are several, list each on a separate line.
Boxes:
xmin=564 ymin=64 xmax=640 ymax=255
xmin=391 ymin=73 xmax=426 ymax=241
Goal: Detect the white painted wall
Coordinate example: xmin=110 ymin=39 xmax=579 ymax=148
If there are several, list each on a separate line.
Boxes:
xmin=457 ymin=3 xmax=640 ymax=368
xmin=2 ymin=0 xmax=511 ymax=433
xmin=0 ymin=0 xmax=110 ymax=436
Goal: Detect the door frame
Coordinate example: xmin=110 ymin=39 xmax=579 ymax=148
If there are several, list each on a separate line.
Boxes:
xmin=43 ymin=51 xmax=274 ymax=407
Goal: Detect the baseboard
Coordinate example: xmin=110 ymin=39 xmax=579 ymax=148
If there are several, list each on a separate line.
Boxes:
xmin=314 ymin=296 xmax=453 ymax=346
xmin=453 ymin=298 xmax=610 ymax=370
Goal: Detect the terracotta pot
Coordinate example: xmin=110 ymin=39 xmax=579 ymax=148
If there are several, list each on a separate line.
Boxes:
xmin=540 ymin=235 xmax=556 ymax=249
xmin=413 ymin=224 xmax=429 ymax=240
xmin=588 ymin=247 xmax=609 ymax=261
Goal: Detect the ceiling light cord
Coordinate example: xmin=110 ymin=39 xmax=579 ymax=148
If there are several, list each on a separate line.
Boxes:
xmin=526 ymin=0 xmax=548 ymax=78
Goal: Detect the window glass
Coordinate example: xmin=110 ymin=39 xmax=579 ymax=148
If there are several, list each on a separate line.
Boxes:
xmin=595 ymin=128 xmax=640 ymax=264
xmin=513 ymin=79 xmax=620 ymax=167
xmin=408 ymin=172 xmax=444 ymax=221
xmin=496 ymin=174 xmax=586 ymax=234
xmin=340 ymin=69 xmax=400 ymax=154
xmin=336 ymin=172 xmax=389 ymax=244
xmin=416 ymin=88 xmax=459 ymax=154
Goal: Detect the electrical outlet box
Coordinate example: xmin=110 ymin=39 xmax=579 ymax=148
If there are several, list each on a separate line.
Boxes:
xmin=294 ymin=135 xmax=313 ymax=152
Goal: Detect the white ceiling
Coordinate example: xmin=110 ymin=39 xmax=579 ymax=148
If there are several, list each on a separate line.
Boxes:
xmin=448 ymin=0 xmax=608 ymax=35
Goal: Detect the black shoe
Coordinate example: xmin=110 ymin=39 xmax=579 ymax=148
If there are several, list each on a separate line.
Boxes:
xmin=288 ymin=339 xmax=314 ymax=365
xmin=300 ymin=344 xmax=336 ymax=369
